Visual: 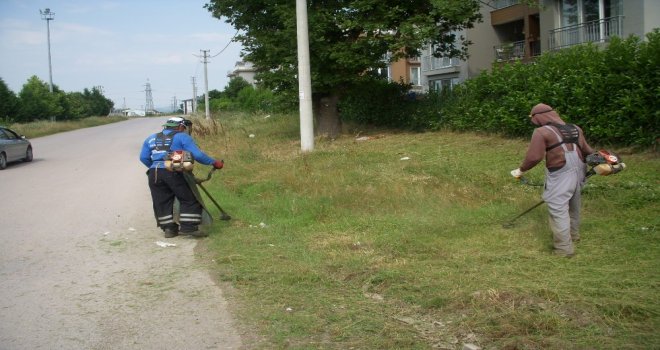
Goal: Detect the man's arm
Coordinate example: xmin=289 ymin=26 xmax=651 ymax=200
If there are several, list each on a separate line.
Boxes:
xmin=139 ymin=138 xmax=153 ymax=167
xmin=519 ymin=128 xmax=546 ymax=172
xmin=576 ymin=126 xmax=594 ymax=158
xmin=176 ymin=133 xmax=217 ymax=166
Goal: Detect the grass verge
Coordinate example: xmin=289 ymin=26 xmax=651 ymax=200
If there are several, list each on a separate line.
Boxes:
xmin=7 ymin=116 xmax=128 ymax=138
xmin=192 ymin=112 xmax=659 ymax=349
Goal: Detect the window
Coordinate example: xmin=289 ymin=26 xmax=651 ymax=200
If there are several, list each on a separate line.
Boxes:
xmin=430 ymin=78 xmax=459 ymax=92
xmin=560 ymin=0 xmax=622 ymax=25
xmin=553 ymin=0 xmax=623 ymax=49
xmin=410 ymin=67 xmax=421 ymax=86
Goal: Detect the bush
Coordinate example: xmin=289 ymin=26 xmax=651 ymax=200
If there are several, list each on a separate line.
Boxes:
xmin=338 ymin=78 xmax=423 ymax=129
xmin=419 ymin=30 xmax=660 ymax=147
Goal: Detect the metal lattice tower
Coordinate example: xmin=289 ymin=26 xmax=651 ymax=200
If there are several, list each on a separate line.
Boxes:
xmin=144 ymin=80 xmax=154 ymax=114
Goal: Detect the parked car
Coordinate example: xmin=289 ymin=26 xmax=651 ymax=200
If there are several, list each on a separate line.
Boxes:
xmin=0 ymin=126 xmax=33 ymax=170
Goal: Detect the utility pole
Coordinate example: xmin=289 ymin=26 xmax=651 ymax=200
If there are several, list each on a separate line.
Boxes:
xmin=200 ymin=50 xmax=211 ymax=120
xmin=296 ymin=0 xmax=314 ymax=152
xmin=40 ymin=8 xmax=55 ymax=93
xmin=191 ymin=76 xmax=197 ymax=113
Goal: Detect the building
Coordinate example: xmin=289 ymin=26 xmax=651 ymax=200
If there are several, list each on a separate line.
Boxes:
xmin=387 ymin=55 xmax=423 ymax=93
xmin=227 ymin=61 xmax=257 ymax=86
xmin=181 ymin=99 xmax=195 ymax=115
xmin=413 ymin=0 xmax=659 ymax=93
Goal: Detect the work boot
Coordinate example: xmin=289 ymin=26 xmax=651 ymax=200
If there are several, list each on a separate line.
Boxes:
xmin=180 ymin=225 xmax=208 ymax=237
xmin=162 ymin=225 xmax=179 ymax=238
xmin=553 ymin=249 xmax=575 ymax=258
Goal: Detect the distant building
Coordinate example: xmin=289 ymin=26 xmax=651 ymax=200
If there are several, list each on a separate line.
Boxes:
xmin=181 ymin=99 xmax=195 ymax=115
xmin=227 ymin=61 xmax=257 ymax=86
xmin=123 ymin=109 xmax=146 ymax=117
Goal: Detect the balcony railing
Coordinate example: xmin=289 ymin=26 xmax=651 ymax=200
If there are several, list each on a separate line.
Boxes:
xmin=494 ymin=40 xmax=525 ymax=61
xmin=422 ymin=55 xmax=460 ymax=71
xmin=549 ymin=16 xmax=624 ymax=50
xmin=492 ymin=0 xmax=520 ymax=10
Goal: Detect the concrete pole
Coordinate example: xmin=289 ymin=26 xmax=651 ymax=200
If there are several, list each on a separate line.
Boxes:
xmin=296 ymin=0 xmax=314 ymax=152
xmin=202 ymin=50 xmax=210 ymax=120
xmin=191 ymin=76 xmax=197 ymax=113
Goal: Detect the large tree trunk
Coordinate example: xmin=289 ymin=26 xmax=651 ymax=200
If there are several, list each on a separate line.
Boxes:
xmin=313 ymin=94 xmax=342 ymax=139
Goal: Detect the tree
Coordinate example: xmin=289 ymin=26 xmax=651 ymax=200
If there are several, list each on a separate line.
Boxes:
xmin=223 ymin=76 xmax=252 ymax=99
xmin=65 ymin=91 xmax=93 ymax=119
xmin=0 ymin=78 xmax=19 ymax=121
xmin=17 ymin=76 xmax=64 ymax=122
xmin=208 ymin=89 xmax=223 ymax=99
xmin=87 ymin=87 xmax=114 ymax=116
xmin=205 ymin=0 xmax=482 ymax=137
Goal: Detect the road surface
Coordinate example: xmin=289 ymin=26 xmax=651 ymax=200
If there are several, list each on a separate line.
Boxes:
xmin=0 ymin=117 xmax=243 ymax=349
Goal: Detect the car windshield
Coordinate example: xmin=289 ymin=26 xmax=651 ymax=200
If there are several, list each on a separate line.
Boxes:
xmin=1 ymin=128 xmax=19 ymax=140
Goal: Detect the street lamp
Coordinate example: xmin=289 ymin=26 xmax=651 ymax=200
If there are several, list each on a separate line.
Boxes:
xmin=40 ymin=8 xmax=55 ymax=93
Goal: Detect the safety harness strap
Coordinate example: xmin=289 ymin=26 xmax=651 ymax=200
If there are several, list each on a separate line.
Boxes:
xmin=154 ymin=131 xmax=179 ymax=152
xmin=545 ymin=123 xmax=579 ymax=151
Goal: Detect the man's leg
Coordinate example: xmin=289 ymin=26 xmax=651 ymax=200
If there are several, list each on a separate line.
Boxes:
xmin=546 ymin=201 xmax=574 ymax=256
xmin=148 ymin=169 xmax=179 ymax=237
xmin=569 ymin=191 xmax=582 ymax=242
xmin=543 ymin=171 xmax=577 ymax=257
xmin=168 ymin=173 xmax=205 ymax=235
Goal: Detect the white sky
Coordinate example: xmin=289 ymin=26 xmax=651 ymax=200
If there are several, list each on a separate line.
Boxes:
xmin=0 ymin=0 xmax=243 ymax=110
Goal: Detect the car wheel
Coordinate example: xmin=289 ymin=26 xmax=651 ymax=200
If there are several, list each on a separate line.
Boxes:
xmin=23 ymin=146 xmax=33 ymax=162
xmin=0 ymin=152 xmax=7 ymax=170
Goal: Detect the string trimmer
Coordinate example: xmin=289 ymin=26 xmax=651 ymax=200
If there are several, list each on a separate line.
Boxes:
xmin=502 ymin=150 xmax=625 ymax=228
xmin=193 ymin=168 xmax=232 ymax=221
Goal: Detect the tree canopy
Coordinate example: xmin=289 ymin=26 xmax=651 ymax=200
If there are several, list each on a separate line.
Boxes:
xmin=1 ymin=76 xmax=114 ymax=123
xmin=17 ymin=76 xmax=65 ymax=122
xmin=206 ymin=0 xmax=481 ymax=94
xmin=205 ymin=0 xmax=482 ymax=135
xmin=0 ymin=78 xmax=19 ymax=120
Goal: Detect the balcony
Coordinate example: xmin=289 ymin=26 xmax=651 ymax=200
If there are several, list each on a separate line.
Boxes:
xmin=494 ymin=40 xmax=524 ymax=61
xmin=422 ymin=55 xmax=460 ymax=72
xmin=494 ymin=40 xmax=541 ymax=62
xmin=549 ymin=16 xmax=624 ymax=50
xmin=492 ymin=0 xmax=520 ymax=10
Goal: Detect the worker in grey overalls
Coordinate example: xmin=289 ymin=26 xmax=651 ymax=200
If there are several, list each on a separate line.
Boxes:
xmin=510 ymin=103 xmax=594 ymax=257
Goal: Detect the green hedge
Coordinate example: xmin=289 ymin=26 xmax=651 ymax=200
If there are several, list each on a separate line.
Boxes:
xmin=338 ymin=30 xmax=659 ymax=147
xmin=432 ymin=30 xmax=659 ymax=147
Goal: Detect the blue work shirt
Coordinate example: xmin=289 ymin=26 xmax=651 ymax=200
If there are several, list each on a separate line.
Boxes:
xmin=139 ymin=129 xmax=216 ymax=169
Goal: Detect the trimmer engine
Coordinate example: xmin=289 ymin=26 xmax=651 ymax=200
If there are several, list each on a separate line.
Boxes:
xmin=586 ymin=149 xmax=626 ymax=176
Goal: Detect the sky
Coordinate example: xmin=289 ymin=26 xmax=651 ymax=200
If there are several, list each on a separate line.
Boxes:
xmin=0 ymin=0 xmax=244 ymax=111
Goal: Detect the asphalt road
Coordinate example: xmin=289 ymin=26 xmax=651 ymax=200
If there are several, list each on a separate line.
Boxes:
xmin=0 ymin=117 xmax=242 ymax=349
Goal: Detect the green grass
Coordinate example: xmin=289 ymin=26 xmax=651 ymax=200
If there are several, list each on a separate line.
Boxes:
xmin=7 ymin=116 xmax=128 ymax=138
xmin=192 ymin=112 xmax=659 ymax=349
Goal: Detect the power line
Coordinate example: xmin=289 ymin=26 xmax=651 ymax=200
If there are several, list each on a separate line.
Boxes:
xmin=211 ymin=29 xmax=240 ymax=58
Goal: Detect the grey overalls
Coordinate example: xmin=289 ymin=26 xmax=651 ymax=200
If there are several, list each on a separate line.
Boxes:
xmin=541 ymin=125 xmax=586 ymax=256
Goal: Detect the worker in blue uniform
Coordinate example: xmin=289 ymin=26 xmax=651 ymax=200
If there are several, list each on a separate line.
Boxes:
xmin=139 ymin=117 xmax=224 ymax=238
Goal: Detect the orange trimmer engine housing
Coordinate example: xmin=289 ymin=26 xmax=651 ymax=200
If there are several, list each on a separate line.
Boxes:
xmin=586 ymin=149 xmax=626 ymax=176
xmin=164 ymin=150 xmax=194 ymax=172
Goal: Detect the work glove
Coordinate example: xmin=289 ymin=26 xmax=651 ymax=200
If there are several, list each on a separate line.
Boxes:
xmin=213 ymin=160 xmax=224 ymax=170
xmin=510 ymin=168 xmax=524 ymax=179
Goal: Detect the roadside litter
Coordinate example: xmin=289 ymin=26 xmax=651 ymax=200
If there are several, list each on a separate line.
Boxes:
xmin=156 ymin=241 xmax=176 ymax=248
